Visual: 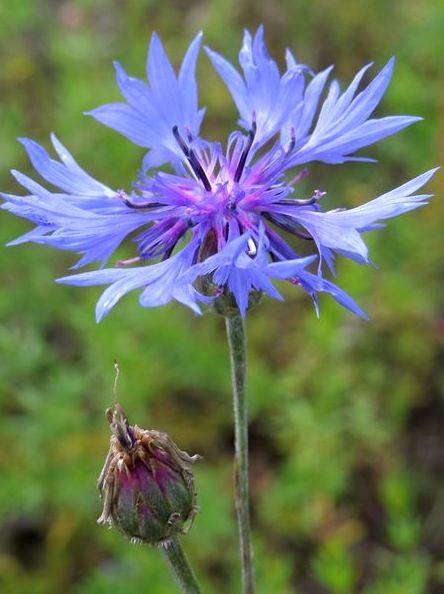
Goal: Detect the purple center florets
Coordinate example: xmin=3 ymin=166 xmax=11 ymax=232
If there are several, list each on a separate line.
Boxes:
xmin=1 ymin=26 xmax=436 ymax=320
xmin=122 ymin=122 xmax=319 ymax=270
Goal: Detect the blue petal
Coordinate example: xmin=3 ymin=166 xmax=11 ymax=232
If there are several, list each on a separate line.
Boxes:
xmin=266 ymin=255 xmax=317 ymax=279
xmin=204 ymin=48 xmax=248 ymax=119
xmin=286 ymin=58 xmax=421 ymax=166
xmin=181 ymin=231 xmax=317 ymax=316
xmin=298 ymin=270 xmax=369 ymax=319
xmin=3 ymin=137 xmax=155 ymax=267
xmin=57 ymin=241 xmax=202 ymax=321
xmin=87 ymin=103 xmax=160 ymax=148
xmin=314 ymin=116 xmax=421 ymax=162
xmin=180 ymin=233 xmax=251 ymax=283
xmin=207 ymin=26 xmax=307 ymax=147
xmin=281 ymin=65 xmax=333 ymax=146
xmin=88 ymin=32 xmax=204 ymax=167
xmin=18 ymin=137 xmax=114 ymax=197
xmin=266 ymin=169 xmax=437 ymax=263
xmin=179 ymin=31 xmax=203 ymax=120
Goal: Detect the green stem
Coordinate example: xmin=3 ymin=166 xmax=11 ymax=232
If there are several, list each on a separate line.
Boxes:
xmin=225 ymin=313 xmax=255 ymax=594
xmin=161 ymin=536 xmax=202 ymax=594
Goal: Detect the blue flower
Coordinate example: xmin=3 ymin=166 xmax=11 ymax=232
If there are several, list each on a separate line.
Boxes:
xmin=2 ymin=28 xmax=437 ymax=321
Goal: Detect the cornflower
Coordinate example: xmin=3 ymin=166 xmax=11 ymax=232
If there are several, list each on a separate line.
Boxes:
xmin=2 ymin=27 xmax=436 ymax=321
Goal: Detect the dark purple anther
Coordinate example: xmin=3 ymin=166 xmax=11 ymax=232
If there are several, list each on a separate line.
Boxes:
xmin=234 ymin=119 xmax=257 ymax=183
xmin=286 ymin=127 xmax=296 ymax=154
xmin=117 ymin=189 xmax=162 ymax=210
xmin=263 ymin=212 xmax=314 ymax=240
xmin=172 ymin=126 xmax=212 ymax=191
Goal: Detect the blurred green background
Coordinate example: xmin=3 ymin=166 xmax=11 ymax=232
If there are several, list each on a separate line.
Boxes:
xmin=0 ymin=1 xmax=443 ymax=593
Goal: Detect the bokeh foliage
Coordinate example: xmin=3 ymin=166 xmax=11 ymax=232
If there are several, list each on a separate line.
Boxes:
xmin=0 ymin=1 xmax=443 ymax=593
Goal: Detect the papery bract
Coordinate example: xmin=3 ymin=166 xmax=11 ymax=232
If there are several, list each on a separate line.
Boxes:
xmin=98 ymin=404 xmax=200 ymax=544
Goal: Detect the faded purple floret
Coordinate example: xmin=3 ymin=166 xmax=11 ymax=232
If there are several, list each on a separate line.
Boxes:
xmin=1 ymin=27 xmax=437 ymax=321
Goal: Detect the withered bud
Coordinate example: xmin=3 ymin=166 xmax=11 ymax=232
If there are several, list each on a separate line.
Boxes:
xmin=97 ymin=403 xmax=200 ymax=544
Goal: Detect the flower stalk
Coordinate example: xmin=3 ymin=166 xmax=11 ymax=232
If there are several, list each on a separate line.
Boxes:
xmin=225 ymin=313 xmax=255 ymax=594
xmin=162 ymin=536 xmax=202 ymax=594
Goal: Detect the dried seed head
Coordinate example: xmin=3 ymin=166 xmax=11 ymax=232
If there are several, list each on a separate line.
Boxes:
xmin=97 ymin=402 xmax=200 ymax=545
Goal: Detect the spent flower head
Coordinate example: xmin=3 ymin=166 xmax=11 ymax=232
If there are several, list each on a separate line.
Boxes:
xmin=2 ymin=27 xmax=437 ymax=319
xmin=98 ymin=402 xmax=200 ymax=544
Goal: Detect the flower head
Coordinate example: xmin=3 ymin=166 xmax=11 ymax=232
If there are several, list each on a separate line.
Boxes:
xmin=98 ymin=403 xmax=200 ymax=544
xmin=2 ymin=28 xmax=437 ymax=320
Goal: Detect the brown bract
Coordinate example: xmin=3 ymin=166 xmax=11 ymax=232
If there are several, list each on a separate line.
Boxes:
xmin=97 ymin=403 xmax=200 ymax=544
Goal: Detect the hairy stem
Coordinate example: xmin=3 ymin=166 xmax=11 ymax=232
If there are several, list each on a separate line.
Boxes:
xmin=225 ymin=313 xmax=255 ymax=594
xmin=162 ymin=537 xmax=202 ymax=594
